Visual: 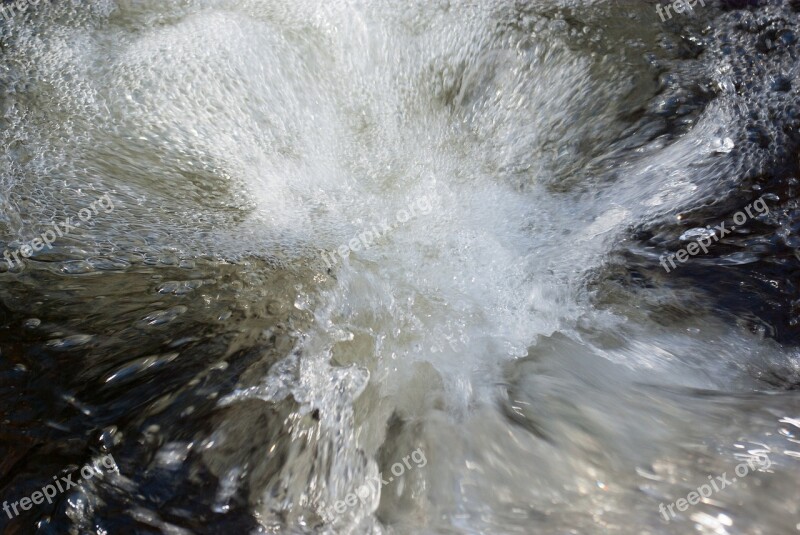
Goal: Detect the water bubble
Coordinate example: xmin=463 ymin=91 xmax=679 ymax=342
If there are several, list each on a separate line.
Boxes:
xmin=137 ymin=306 xmax=188 ymax=328
xmin=23 ymin=318 xmax=42 ymax=329
xmin=45 ymin=334 xmax=94 ymax=350
xmin=680 ymin=227 xmax=716 ymax=241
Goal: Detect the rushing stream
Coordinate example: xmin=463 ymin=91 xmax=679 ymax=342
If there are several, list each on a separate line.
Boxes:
xmin=1 ymin=0 xmax=800 ymax=533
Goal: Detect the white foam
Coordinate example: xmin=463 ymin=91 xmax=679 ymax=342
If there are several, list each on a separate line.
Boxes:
xmin=1 ymin=1 xmax=794 ymax=532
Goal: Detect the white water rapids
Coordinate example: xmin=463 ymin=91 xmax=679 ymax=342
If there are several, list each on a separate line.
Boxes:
xmin=1 ymin=1 xmax=800 ymax=534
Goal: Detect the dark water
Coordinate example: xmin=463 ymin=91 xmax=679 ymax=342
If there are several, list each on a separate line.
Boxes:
xmin=1 ymin=1 xmax=800 ymax=534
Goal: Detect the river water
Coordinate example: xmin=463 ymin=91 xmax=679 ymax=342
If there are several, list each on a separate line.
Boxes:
xmin=1 ymin=1 xmax=800 ymax=533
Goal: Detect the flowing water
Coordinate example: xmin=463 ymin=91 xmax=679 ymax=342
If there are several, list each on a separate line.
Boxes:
xmin=1 ymin=0 xmax=800 ymax=533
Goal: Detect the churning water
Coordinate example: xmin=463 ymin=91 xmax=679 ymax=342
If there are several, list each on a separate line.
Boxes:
xmin=2 ymin=0 xmax=800 ymax=533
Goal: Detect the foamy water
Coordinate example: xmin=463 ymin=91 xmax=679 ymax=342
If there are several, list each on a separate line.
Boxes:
xmin=1 ymin=1 xmax=799 ymax=533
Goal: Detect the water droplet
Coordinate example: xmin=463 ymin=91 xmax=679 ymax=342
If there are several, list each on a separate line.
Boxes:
xmin=711 ymin=137 xmax=734 ymax=154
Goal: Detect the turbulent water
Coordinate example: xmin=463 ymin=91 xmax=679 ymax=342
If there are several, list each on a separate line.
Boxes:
xmin=2 ymin=0 xmax=800 ymax=533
